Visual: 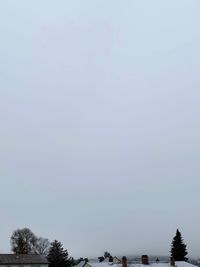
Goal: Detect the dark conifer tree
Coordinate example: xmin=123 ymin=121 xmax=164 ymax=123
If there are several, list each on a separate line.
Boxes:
xmin=170 ymin=229 xmax=188 ymax=261
xmin=47 ymin=240 xmax=72 ymax=267
xmin=104 ymin=252 xmax=111 ymax=258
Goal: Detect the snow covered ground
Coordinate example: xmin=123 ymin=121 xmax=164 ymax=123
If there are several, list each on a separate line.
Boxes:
xmin=79 ymin=261 xmax=197 ymax=267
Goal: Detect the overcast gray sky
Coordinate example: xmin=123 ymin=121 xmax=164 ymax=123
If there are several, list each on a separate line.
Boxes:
xmin=0 ymin=0 xmax=200 ymax=259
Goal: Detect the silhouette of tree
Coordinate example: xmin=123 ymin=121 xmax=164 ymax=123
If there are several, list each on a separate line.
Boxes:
xmin=48 ymin=240 xmax=73 ymax=267
xmin=170 ymin=229 xmax=188 ymax=261
xmin=11 ymin=228 xmax=37 ymax=254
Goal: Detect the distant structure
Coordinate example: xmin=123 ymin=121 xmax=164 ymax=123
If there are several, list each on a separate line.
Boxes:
xmin=0 ymin=254 xmax=48 ymax=267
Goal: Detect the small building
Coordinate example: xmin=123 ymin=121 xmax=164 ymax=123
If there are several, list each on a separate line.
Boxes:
xmin=113 ymin=258 xmax=121 ymax=264
xmin=0 ymin=254 xmax=48 ymax=267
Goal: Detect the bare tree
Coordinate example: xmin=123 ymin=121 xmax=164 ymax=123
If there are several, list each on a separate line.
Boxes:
xmin=35 ymin=237 xmax=50 ymax=255
xmin=10 ymin=227 xmax=50 ymax=255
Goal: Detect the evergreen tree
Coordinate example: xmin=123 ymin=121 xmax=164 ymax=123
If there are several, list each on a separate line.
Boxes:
xmin=47 ymin=240 xmax=72 ymax=267
xmin=104 ymin=252 xmax=111 ymax=258
xmin=170 ymin=229 xmax=188 ymax=261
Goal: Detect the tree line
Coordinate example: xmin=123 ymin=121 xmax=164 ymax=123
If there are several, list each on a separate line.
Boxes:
xmin=9 ymin=227 xmax=188 ymax=267
xmin=10 ymin=227 xmax=74 ymax=267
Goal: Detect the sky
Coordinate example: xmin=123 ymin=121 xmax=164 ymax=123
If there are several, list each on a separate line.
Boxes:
xmin=0 ymin=0 xmax=200 ymax=260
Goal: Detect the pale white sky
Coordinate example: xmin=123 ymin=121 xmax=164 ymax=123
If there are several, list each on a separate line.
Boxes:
xmin=0 ymin=0 xmax=200 ymax=259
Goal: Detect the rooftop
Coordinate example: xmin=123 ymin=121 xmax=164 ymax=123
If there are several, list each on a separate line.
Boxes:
xmin=0 ymin=254 xmax=48 ymax=265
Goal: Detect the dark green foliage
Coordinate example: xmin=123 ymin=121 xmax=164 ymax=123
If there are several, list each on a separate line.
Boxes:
xmin=47 ymin=240 xmax=73 ymax=267
xmin=170 ymin=229 xmax=188 ymax=261
xmin=70 ymin=258 xmax=75 ymax=266
xmin=10 ymin=228 xmax=37 ymax=254
xmin=98 ymin=257 xmax=104 ymax=262
xmin=104 ymin=252 xmax=111 ymax=258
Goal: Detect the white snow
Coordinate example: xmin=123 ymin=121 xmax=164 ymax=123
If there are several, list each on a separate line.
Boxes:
xmin=81 ymin=261 xmax=197 ymax=267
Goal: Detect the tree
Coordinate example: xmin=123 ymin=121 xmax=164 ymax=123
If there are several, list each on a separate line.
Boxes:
xmin=47 ymin=240 xmax=73 ymax=267
xmin=10 ymin=227 xmax=50 ymax=255
xmin=104 ymin=252 xmax=111 ymax=258
xmin=170 ymin=229 xmax=188 ymax=261
xmin=35 ymin=237 xmax=51 ymax=256
xmin=11 ymin=228 xmax=37 ymax=254
xmin=98 ymin=257 xmax=104 ymax=262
